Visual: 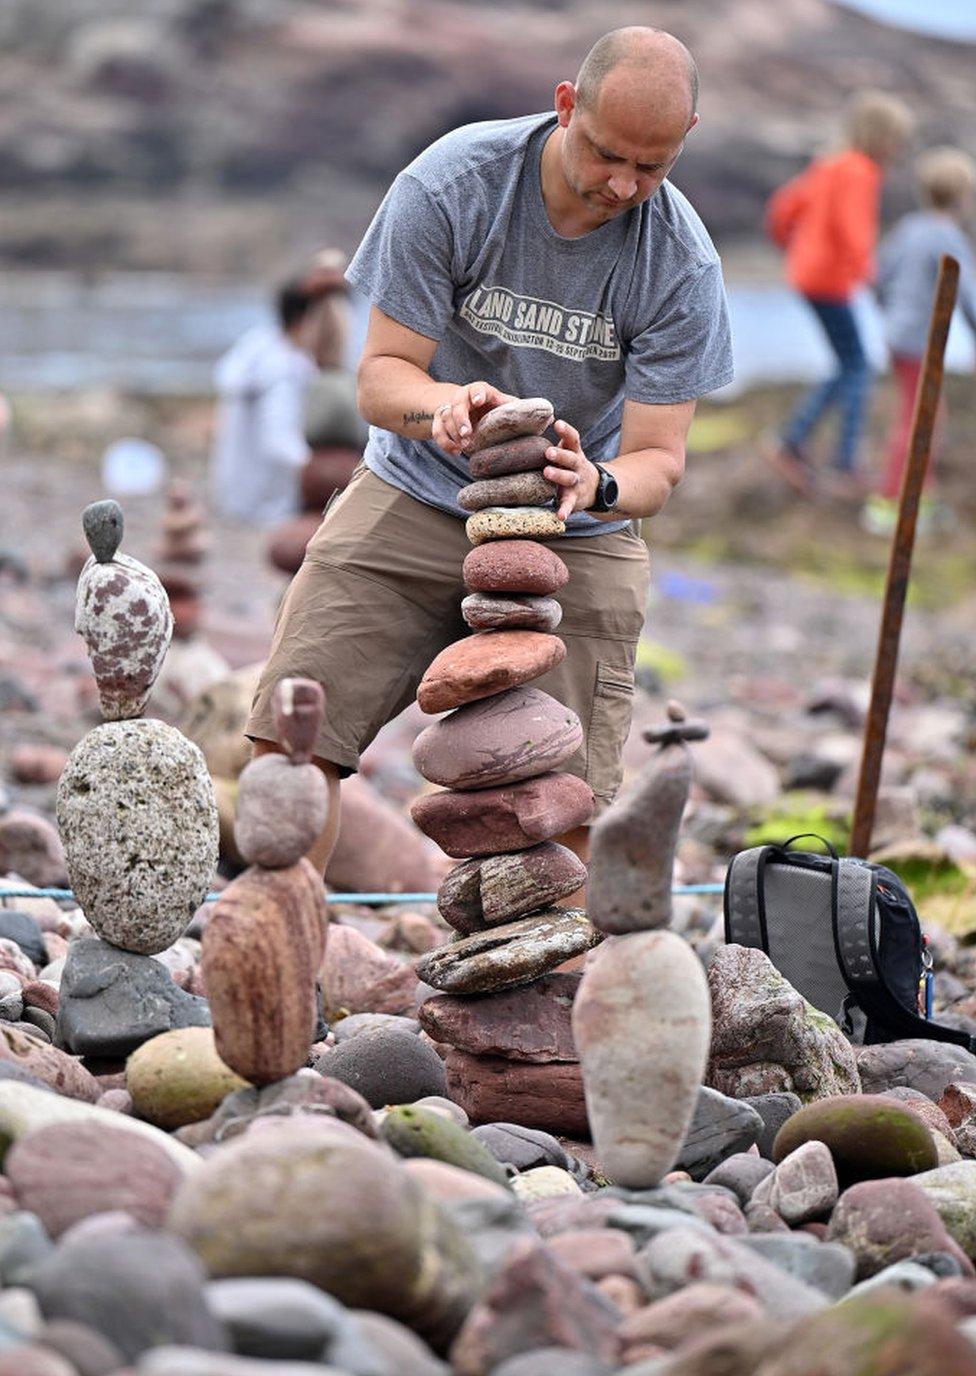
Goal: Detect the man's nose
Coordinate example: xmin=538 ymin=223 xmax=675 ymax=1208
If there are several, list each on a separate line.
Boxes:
xmin=607 ymin=173 xmax=638 ymax=201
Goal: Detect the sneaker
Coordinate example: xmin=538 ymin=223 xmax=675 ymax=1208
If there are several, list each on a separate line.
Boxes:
xmin=761 ymin=435 xmax=816 ymax=495
xmin=860 ymin=494 xmax=898 ymax=536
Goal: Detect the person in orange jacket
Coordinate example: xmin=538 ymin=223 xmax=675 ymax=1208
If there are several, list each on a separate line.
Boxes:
xmin=765 ymin=91 xmax=914 ymax=497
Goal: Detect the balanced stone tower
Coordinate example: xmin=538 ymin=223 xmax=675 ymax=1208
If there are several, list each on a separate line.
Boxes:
xmin=56 ymin=500 xmax=218 ymax=1055
xmin=155 ymin=480 xmax=208 ymax=639
xmin=411 ymin=399 xmax=600 ymax=1130
xmin=202 ymin=678 xmax=330 ymax=1085
xmin=573 ymin=702 xmax=713 ymax=1186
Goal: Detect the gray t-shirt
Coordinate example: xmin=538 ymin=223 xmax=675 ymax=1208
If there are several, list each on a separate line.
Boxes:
xmin=877 ymin=210 xmax=976 ymax=358
xmin=347 ymin=112 xmax=734 ymax=535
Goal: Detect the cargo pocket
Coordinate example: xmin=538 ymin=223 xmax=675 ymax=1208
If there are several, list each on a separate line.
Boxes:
xmin=586 ymin=660 xmax=636 ymax=810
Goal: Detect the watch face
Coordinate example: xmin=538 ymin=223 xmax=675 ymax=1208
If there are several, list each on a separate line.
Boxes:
xmin=597 ymin=465 xmax=618 ymax=510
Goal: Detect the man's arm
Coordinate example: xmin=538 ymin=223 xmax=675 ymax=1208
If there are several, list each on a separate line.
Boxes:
xmin=357 ymin=306 xmax=515 ymax=453
xmin=542 ymin=397 xmax=695 ymax=521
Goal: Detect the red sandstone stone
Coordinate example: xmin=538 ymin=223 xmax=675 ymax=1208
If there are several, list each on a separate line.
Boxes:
xmin=417 ymin=632 xmax=565 ymax=715
xmin=444 ymin=1049 xmax=587 ymax=1135
xmin=410 ymin=773 xmax=594 ymax=858
xmin=468 ymin=434 xmax=551 ymax=479
xmin=412 ymin=687 xmax=581 ymax=789
xmin=418 ymin=974 xmax=580 ymax=1062
xmin=463 ymin=541 xmax=569 ymax=596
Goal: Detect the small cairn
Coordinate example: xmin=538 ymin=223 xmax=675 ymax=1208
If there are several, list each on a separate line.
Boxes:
xmin=572 ymin=702 xmax=713 ymax=1186
xmin=56 ymin=500 xmax=217 ymax=1050
xmin=154 ymin=480 xmax=208 ymax=640
xmin=412 ymin=399 xmax=599 ymax=1133
xmin=201 ymin=678 xmax=329 ymax=1085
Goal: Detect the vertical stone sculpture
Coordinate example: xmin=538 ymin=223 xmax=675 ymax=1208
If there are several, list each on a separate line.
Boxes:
xmin=411 ymin=399 xmax=599 ymax=1130
xmin=57 ymin=501 xmax=218 ymax=1046
xmin=202 ymin=679 xmax=329 ymax=1085
xmin=155 ymin=481 xmax=208 ymax=640
xmin=572 ymin=702 xmax=712 ymax=1187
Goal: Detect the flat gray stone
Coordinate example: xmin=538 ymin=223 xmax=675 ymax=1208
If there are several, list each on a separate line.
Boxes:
xmin=57 ymin=936 xmax=210 ymax=1058
xmin=205 ymin=1278 xmax=386 ymax=1371
xmin=744 ymin=1092 xmax=802 ymax=1159
xmin=678 ymin=1087 xmax=764 ymax=1180
xmin=740 ymin=1232 xmax=856 ymax=1299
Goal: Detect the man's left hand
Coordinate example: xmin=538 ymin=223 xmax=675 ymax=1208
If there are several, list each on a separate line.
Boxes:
xmin=544 ymin=421 xmax=600 ymax=521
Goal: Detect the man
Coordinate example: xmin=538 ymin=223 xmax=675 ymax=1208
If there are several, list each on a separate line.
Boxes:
xmin=210 ymin=253 xmax=348 ymax=526
xmin=246 ymin=27 xmax=734 ymax=873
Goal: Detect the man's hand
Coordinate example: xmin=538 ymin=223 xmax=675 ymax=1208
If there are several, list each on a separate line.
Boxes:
xmin=544 ymin=420 xmax=600 ymax=521
xmin=432 ymin=382 xmax=518 ymax=457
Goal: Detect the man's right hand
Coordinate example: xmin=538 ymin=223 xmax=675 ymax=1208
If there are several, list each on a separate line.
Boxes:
xmin=432 ymin=382 xmax=517 ymax=458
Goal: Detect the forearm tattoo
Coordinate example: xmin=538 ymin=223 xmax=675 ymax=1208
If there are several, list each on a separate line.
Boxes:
xmin=402 ymin=410 xmax=434 ymax=426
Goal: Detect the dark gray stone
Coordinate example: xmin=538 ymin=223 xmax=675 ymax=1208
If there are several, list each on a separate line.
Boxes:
xmin=27 ymin=1231 xmax=228 ymax=1362
xmin=206 ymin=1278 xmax=386 ymax=1372
xmin=0 ymin=1211 xmax=53 ymax=1285
xmin=82 ymin=500 xmax=124 ymax=563
xmin=911 ymin=1251 xmax=965 ymax=1277
xmin=444 ymin=1194 xmax=535 ymax=1276
xmin=703 ymin=1153 xmax=775 ymax=1206
xmin=739 ymin=1232 xmax=856 ymax=1299
xmin=490 ymin=1351 xmax=617 ymax=1376
xmin=313 ymin=1028 xmax=447 ymax=1109
xmin=57 ymin=936 xmax=210 ymax=1058
xmin=744 ymin=1091 xmax=802 ymax=1159
xmin=0 ymin=911 xmax=47 ymax=967
xmin=855 ymin=1039 xmax=976 ymax=1101
xmin=473 ymin=1123 xmax=572 ymax=1173
xmin=678 ymin=1087 xmax=764 ymax=1179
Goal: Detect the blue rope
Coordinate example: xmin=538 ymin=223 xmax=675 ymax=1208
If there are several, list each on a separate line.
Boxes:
xmin=1 ymin=883 xmax=726 ymax=905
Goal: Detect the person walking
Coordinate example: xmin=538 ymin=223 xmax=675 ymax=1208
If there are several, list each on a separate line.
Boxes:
xmin=765 ymin=90 xmax=914 ymax=498
xmin=245 ymin=26 xmax=734 ymax=875
xmin=863 ymin=146 xmax=976 ymax=534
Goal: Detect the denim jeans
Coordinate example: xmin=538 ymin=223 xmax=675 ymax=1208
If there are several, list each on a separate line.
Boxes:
xmin=783 ymin=297 xmax=872 ymax=473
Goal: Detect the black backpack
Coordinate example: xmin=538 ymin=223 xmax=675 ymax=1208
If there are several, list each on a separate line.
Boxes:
xmin=724 ymin=835 xmax=976 ymax=1053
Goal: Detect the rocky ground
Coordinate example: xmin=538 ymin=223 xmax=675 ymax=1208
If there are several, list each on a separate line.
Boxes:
xmin=1 ymin=379 xmax=976 ymax=1373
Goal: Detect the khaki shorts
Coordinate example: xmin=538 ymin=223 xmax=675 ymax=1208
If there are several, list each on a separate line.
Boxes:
xmin=247 ymin=465 xmax=650 ymax=812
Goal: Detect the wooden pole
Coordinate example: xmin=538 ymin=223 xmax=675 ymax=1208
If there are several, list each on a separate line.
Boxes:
xmin=850 ymin=254 xmax=959 ymax=857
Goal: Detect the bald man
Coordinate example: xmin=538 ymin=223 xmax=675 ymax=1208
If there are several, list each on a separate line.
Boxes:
xmin=247 ymin=28 xmax=734 ymax=875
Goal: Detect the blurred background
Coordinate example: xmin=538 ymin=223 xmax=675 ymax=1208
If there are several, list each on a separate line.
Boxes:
xmin=2 ymin=0 xmax=976 ymax=932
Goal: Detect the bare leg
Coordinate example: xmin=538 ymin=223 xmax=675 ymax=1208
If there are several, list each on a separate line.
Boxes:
xmin=252 ymin=739 xmax=342 ymax=877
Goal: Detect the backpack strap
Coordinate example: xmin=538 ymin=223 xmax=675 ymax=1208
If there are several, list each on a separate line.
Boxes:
xmin=724 ymin=847 xmax=770 ymax=951
xmin=833 ymin=860 xmax=976 ymax=1053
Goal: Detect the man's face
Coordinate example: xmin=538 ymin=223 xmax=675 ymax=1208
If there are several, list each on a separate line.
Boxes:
xmin=556 ymin=77 xmax=695 ymax=224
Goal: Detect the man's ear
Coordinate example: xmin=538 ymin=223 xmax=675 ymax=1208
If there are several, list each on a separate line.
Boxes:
xmin=687 ymin=111 xmax=700 ymax=134
xmin=554 ymin=81 xmax=576 ymax=129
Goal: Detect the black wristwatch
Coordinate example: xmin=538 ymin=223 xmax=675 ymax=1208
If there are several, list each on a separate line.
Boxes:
xmin=589 ymin=462 xmax=619 ymax=513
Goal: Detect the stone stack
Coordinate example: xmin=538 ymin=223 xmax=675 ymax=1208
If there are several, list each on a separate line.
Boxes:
xmin=572 ymin=704 xmax=714 ymax=1186
xmin=155 ymin=480 xmax=208 ymax=640
xmin=201 ymin=678 xmax=329 ymax=1085
xmin=411 ymin=398 xmax=600 ymax=1132
xmin=56 ymin=500 xmax=218 ymax=1058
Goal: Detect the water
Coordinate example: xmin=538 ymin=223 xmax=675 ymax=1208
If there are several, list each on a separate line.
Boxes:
xmin=0 ymin=271 xmax=972 ymax=397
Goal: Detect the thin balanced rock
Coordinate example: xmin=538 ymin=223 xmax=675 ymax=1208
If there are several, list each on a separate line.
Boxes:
xmin=75 ymin=499 xmax=174 ymax=719
xmin=411 ymin=773 xmax=594 ymax=857
xmin=411 ymin=686 xmax=583 ymax=790
xmin=416 ymin=909 xmax=598 ymax=994
xmin=465 ymin=397 xmax=554 ymax=454
xmin=437 ymin=843 xmax=587 ymax=932
xmin=458 ymin=471 xmax=558 ymax=511
xmin=201 ymin=858 xmax=328 ymax=1085
xmin=573 ymin=930 xmax=712 ymax=1187
xmin=233 ymin=679 xmax=329 ymax=867
xmin=468 ymin=433 xmax=551 ymax=479
xmin=466 ymin=508 xmax=566 ymax=545
xmin=463 ymin=541 xmax=568 ymax=596
xmin=417 ymin=631 xmax=566 ymax=714
xmin=461 ymin=592 xmax=563 ymax=633
xmin=587 ymin=701 xmax=709 ymax=935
